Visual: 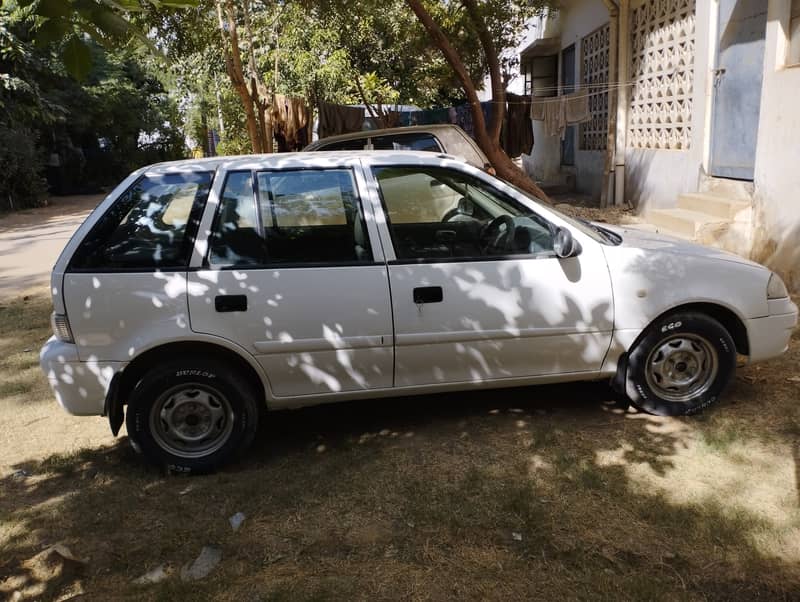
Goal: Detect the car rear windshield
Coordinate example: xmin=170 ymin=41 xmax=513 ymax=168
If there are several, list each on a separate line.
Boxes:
xmin=68 ymin=172 xmax=213 ymax=271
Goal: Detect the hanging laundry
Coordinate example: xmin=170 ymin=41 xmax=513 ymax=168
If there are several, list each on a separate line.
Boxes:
xmin=530 ymin=98 xmax=546 ymax=121
xmin=319 ymin=102 xmax=364 ymax=138
xmin=503 ymin=93 xmax=534 ymax=158
xmin=565 ymin=91 xmax=591 ymax=125
xmin=531 ymin=91 xmax=592 ymax=139
xmin=544 ymin=98 xmax=566 ymax=138
xmin=271 ymin=95 xmax=309 ymax=151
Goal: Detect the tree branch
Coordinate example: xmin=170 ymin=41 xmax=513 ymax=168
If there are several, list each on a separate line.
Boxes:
xmin=461 ymin=0 xmax=504 ymax=142
xmin=404 ymin=0 xmax=488 ymax=137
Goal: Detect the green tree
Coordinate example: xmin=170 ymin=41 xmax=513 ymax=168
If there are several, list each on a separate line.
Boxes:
xmin=1 ymin=2 xmax=189 ymax=207
xmin=15 ymin=0 xmax=198 ymax=80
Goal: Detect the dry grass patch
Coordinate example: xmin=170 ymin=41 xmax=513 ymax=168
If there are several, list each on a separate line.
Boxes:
xmin=0 ymin=294 xmax=52 ymax=402
xmin=0 ymin=293 xmax=799 ymax=600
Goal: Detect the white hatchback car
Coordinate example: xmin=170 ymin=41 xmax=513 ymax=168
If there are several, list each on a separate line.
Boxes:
xmin=41 ymin=152 xmax=797 ymax=472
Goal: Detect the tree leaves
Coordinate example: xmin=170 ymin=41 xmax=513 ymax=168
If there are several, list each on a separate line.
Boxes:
xmin=8 ymin=0 xmax=200 ymax=80
xmin=61 ymin=35 xmax=92 ymax=80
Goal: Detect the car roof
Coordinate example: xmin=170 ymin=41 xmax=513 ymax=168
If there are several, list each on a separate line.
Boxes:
xmin=141 ymin=150 xmax=469 ymax=174
xmin=303 ymin=124 xmax=468 ymax=149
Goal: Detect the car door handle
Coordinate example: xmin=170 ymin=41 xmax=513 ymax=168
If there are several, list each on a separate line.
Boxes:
xmin=413 ymin=286 xmax=443 ymax=304
xmin=215 ymin=295 xmax=248 ymax=312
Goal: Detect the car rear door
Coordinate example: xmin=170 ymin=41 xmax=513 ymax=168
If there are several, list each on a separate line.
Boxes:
xmin=187 ymin=157 xmax=394 ymax=399
xmin=361 ymin=156 xmax=614 ymax=388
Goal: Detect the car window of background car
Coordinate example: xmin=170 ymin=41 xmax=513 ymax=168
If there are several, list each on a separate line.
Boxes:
xmin=373 ymin=166 xmax=554 ymax=261
xmin=317 ymin=138 xmax=368 ymax=151
xmin=208 ymin=169 xmax=373 ymax=266
xmin=370 ymin=133 xmax=442 ymax=152
xmin=68 ymin=172 xmax=213 ymax=270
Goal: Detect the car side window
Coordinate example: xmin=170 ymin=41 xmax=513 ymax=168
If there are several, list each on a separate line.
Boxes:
xmin=69 ymin=172 xmax=213 ymax=270
xmin=373 ymin=166 xmax=554 ymax=261
xmin=208 ymin=169 xmax=373 ymax=266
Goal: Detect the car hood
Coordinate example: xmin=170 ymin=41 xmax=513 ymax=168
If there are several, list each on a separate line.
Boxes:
xmin=597 ymin=224 xmax=764 ymax=269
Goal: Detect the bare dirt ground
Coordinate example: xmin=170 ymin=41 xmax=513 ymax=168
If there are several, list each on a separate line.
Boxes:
xmin=0 ymin=195 xmax=103 ymax=298
xmin=0 ymin=199 xmax=798 ymax=601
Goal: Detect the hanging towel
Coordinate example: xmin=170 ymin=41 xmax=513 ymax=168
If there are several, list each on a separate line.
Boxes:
xmin=565 ymin=91 xmax=591 ymax=124
xmin=543 ymin=97 xmax=566 ymax=139
xmin=318 ymin=102 xmax=364 ymax=138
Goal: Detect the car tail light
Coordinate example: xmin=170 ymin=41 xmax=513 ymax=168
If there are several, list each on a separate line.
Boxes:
xmin=51 ymin=312 xmax=74 ymax=343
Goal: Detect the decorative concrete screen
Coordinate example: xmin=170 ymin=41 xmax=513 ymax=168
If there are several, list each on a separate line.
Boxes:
xmin=580 ymin=24 xmax=610 ymax=151
xmin=628 ymin=0 xmax=696 ymax=150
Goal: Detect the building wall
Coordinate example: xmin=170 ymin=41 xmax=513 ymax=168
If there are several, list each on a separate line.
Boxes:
xmin=527 ymin=13 xmax=563 ymax=185
xmin=751 ymin=0 xmax=800 ymax=289
xmin=527 ymin=1 xmax=611 ymax=197
xmin=623 ymin=0 xmax=712 ymax=211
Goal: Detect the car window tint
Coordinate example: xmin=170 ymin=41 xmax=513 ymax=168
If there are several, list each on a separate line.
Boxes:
xmin=209 ymin=171 xmax=265 ymax=266
xmin=208 ymin=169 xmax=373 ymax=266
xmin=371 ymin=133 xmax=442 ymax=152
xmin=69 ymin=172 xmax=213 ymax=270
xmin=373 ymin=166 xmax=554 ymax=261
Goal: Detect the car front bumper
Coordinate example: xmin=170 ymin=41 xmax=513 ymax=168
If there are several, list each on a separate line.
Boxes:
xmin=39 ymin=337 xmax=126 ymax=416
xmin=746 ymin=298 xmax=799 ymax=363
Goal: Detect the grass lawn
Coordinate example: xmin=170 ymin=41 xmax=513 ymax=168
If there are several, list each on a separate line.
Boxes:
xmin=1 ymin=292 xmax=799 ymax=601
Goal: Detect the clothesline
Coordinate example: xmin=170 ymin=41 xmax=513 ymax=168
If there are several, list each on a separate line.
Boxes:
xmin=486 ymin=88 xmax=622 ymax=105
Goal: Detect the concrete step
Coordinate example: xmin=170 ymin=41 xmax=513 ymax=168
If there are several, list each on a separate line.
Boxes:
xmin=677 ymin=192 xmax=751 ymax=221
xmin=644 ymin=207 xmax=727 ymax=238
xmin=698 ymin=175 xmax=754 ymax=201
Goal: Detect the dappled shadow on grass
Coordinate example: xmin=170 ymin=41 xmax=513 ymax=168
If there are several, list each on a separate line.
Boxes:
xmin=2 ymin=375 xmax=800 ymax=601
xmin=0 ymin=296 xmax=55 ymax=406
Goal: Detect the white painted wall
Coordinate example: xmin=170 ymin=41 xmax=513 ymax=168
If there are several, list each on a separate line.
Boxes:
xmin=623 ymin=0 xmax=713 ymax=211
xmin=751 ymin=0 xmax=800 ymax=289
xmin=523 ymin=1 xmax=614 ymax=197
xmin=526 ymin=13 xmax=563 ymax=185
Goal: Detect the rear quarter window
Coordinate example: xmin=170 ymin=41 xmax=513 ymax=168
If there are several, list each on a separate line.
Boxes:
xmin=69 ymin=172 xmax=213 ymax=271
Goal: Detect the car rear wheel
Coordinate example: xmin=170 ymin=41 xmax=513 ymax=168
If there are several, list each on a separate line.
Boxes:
xmin=126 ymin=357 xmax=259 ymax=473
xmin=625 ymin=312 xmax=737 ymax=416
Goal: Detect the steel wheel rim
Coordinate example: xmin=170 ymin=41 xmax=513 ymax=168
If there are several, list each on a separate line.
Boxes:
xmin=149 ymin=383 xmax=234 ymax=459
xmin=644 ymin=333 xmax=719 ymax=403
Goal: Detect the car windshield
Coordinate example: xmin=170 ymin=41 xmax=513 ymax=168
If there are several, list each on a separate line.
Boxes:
xmin=504 ymin=182 xmax=622 ymax=245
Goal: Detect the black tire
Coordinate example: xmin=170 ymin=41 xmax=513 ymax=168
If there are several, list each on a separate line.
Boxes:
xmin=126 ymin=357 xmax=259 ymax=473
xmin=625 ymin=312 xmax=737 ymax=416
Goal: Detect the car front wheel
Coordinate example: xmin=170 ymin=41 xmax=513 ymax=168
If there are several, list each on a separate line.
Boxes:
xmin=625 ymin=312 xmax=737 ymax=416
xmin=126 ymin=357 xmax=259 ymax=473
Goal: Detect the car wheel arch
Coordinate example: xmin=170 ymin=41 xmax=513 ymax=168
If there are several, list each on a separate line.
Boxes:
xmin=612 ymin=301 xmax=749 ymax=399
xmin=110 ymin=340 xmax=269 ymax=435
xmin=637 ymin=302 xmax=749 ymax=356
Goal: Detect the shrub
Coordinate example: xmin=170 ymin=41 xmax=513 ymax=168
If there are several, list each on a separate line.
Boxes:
xmin=0 ymin=126 xmax=47 ymax=210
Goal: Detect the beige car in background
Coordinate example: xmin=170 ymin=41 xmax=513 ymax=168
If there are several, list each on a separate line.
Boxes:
xmin=303 ymin=124 xmax=490 ymax=170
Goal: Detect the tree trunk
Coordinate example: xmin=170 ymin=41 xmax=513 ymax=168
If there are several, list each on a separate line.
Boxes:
xmin=217 ymin=0 xmax=263 ymax=154
xmin=404 ymin=0 xmax=550 ymax=202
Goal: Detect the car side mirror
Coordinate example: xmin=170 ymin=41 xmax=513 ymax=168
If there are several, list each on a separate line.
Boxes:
xmin=457 ymin=196 xmax=475 ymax=216
xmin=554 ymin=227 xmax=581 ymax=258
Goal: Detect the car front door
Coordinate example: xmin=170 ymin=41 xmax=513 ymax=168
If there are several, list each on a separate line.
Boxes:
xmin=187 ymin=158 xmax=394 ymax=399
xmin=363 ymin=159 xmax=614 ymax=388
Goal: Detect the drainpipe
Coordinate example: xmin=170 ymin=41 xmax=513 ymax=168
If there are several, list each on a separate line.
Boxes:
xmin=614 ymin=0 xmax=630 ymax=206
xmin=601 ymin=0 xmax=619 ymax=207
